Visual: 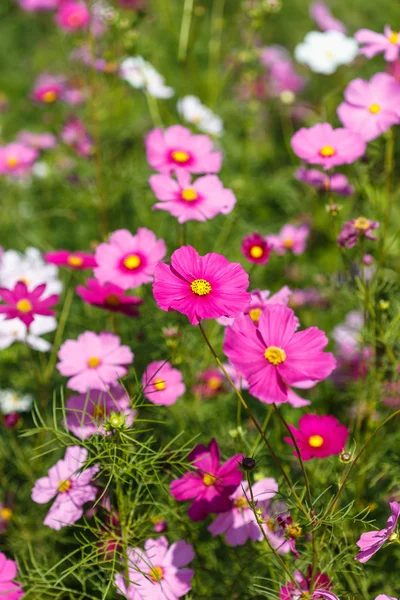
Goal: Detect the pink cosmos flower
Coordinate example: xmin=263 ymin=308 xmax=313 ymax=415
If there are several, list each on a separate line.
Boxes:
xmin=76 ymin=279 xmax=143 ymax=317
xmin=153 ymin=245 xmax=250 ymax=326
xmin=223 ymin=304 xmax=336 ymax=404
xmin=31 ymin=446 xmax=99 ymax=530
xmin=170 ymin=439 xmax=243 ymax=521
xmin=145 ymin=125 xmax=222 ymax=175
xmin=0 ymin=553 xmax=23 ymax=600
xmin=0 ymin=504 xmax=13 ymax=534
xmin=18 ymin=0 xmax=58 ymax=10
xmin=241 ymin=233 xmax=272 ymax=264
xmin=310 ymin=1 xmax=346 ymax=33
xmin=149 ymin=168 xmax=236 ymax=223
xmin=32 ymin=74 xmax=67 ymax=104
xmin=355 ymin=26 xmax=400 ymax=62
xmin=192 ymin=368 xmax=227 ymax=399
xmin=208 ymin=477 xmax=278 ymax=546
xmin=61 ymin=118 xmax=93 ymax=157
xmin=142 ymin=361 xmax=186 ymax=406
xmin=355 ymin=501 xmax=400 ymax=563
xmin=338 ymin=217 xmax=379 ymax=248
xmin=291 ymin=123 xmax=366 ymax=170
xmin=284 ymin=414 xmax=349 ymax=461
xmin=57 ymin=331 xmax=134 ymax=393
xmin=260 ymin=46 xmax=305 ymax=97
xmin=337 ymin=73 xmax=400 ymax=142
xmin=65 ymin=384 xmax=136 ymax=439
xmin=0 ymin=142 xmax=38 ymax=177
xmin=280 ymin=567 xmax=333 ymax=600
xmin=296 ymin=167 xmax=354 ymax=196
xmin=17 ymin=130 xmax=57 ymax=150
xmin=266 ymin=224 xmax=310 ymax=256
xmin=0 ymin=281 xmax=59 ymax=327
xmin=114 ymin=536 xmax=194 ymax=600
xmin=289 ymin=288 xmax=328 ymax=309
xmin=217 ymin=286 xmax=292 ymax=327
xmin=45 ymin=250 xmax=96 ymax=270
xmin=375 ymin=596 xmax=397 ymax=600
xmin=55 ymin=1 xmax=90 ymax=32
xmin=94 ymin=228 xmax=166 ymax=290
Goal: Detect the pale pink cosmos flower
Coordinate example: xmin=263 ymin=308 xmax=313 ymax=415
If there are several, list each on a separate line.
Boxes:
xmin=355 ymin=501 xmax=400 ymax=563
xmin=223 ymin=304 xmax=336 ymax=404
xmin=142 ymin=361 xmax=186 ymax=406
xmin=0 ymin=142 xmax=38 ymax=177
xmin=266 ymin=224 xmax=310 ymax=256
xmin=310 ymin=1 xmax=346 ymax=33
xmin=153 ymin=245 xmax=250 ymax=326
xmin=355 ymin=26 xmax=400 ymax=62
xmin=17 ymin=130 xmax=57 ymax=150
xmin=337 ymin=73 xmax=400 ymax=142
xmin=0 ymin=281 xmax=59 ymax=327
xmin=76 ymin=279 xmax=143 ymax=318
xmin=57 ymin=331 xmax=134 ymax=393
xmin=61 ymin=117 xmax=93 ymax=157
xmin=338 ymin=217 xmax=379 ymax=248
xmin=0 ymin=553 xmax=23 ymax=600
xmin=31 ymin=446 xmax=99 ymax=530
xmin=284 ymin=414 xmax=349 ymax=461
xmin=145 ymin=125 xmax=222 ymax=175
xmin=149 ymin=168 xmax=236 ymax=223
xmin=375 ymin=596 xmax=398 ymax=600
xmin=291 ymin=123 xmax=366 ymax=169
xmin=208 ymin=477 xmax=278 ymax=546
xmin=114 ymin=536 xmax=195 ymax=600
xmin=94 ymin=228 xmax=166 ymax=290
xmin=55 ymin=1 xmax=90 ymax=32
xmin=259 ymin=46 xmax=305 ymax=97
xmin=296 ymin=167 xmax=354 ymax=196
xmin=17 ymin=0 xmax=57 ymax=10
xmin=217 ymin=286 xmax=292 ymax=326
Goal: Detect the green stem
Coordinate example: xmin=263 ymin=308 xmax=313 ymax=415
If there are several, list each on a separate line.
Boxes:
xmin=178 ymin=0 xmax=194 ymax=62
xmin=44 ymin=283 xmax=75 ymax=381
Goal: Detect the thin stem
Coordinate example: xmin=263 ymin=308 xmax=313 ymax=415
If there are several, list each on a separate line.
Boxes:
xmin=178 ymin=0 xmax=194 ymax=62
xmin=44 ymin=283 xmax=75 ymax=381
xmin=145 ymin=92 xmax=163 ymax=128
xmin=250 ymin=406 xmax=273 ymax=456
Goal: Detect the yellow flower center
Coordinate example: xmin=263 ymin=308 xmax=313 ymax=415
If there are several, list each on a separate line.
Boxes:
xmin=0 ymin=508 xmax=12 ymax=521
xmin=285 ymin=523 xmax=302 ymax=539
xmin=308 ymin=434 xmax=324 ymax=448
xmin=182 ymin=188 xmax=198 ymax=201
xmin=283 ymin=238 xmax=294 ymax=249
xmin=388 ymin=532 xmax=398 ymax=542
xmin=93 ymin=404 xmax=106 ymax=419
xmin=67 ymin=255 xmax=84 ymax=267
xmin=249 ymin=245 xmax=264 ymax=259
xmin=16 ymin=299 xmax=33 ymax=313
xmin=369 ymin=103 xmax=381 ymax=114
xmin=389 ymin=31 xmax=399 ymax=44
xmin=249 ymin=308 xmax=262 ymax=323
xmin=319 ymin=145 xmax=336 ymax=157
xmin=264 ymin=346 xmax=286 ymax=365
xmin=105 ymin=294 xmax=121 ymax=307
xmin=190 ymin=279 xmax=212 ymax=296
xmin=354 ymin=216 xmax=370 ymax=230
xmin=203 ymin=473 xmax=216 ymax=486
xmin=6 ymin=156 xmax=18 ymax=167
xmin=88 ymin=356 xmax=101 ymax=368
xmin=42 ymin=90 xmax=57 ymax=103
xmin=149 ymin=566 xmax=163 ymax=582
xmin=154 ymin=378 xmax=166 ymax=391
xmin=172 ymin=150 xmax=190 ymax=163
xmin=123 ymin=254 xmax=141 ymax=270
xmin=208 ymin=376 xmax=221 ymax=390
xmin=266 ymin=518 xmax=277 ymax=532
xmin=235 ymin=496 xmax=248 ymax=509
xmin=58 ymin=480 xmax=71 ymax=493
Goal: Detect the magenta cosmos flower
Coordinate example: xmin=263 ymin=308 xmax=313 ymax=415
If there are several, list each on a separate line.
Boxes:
xmin=296 ymin=167 xmax=354 ymax=196
xmin=280 ymin=567 xmax=334 ymax=600
xmin=94 ymin=228 xmax=166 ymax=290
xmin=149 ymin=168 xmax=236 ymax=223
xmin=223 ymin=304 xmax=336 ymax=404
xmin=192 ymin=367 xmax=227 ymax=399
xmin=31 ymin=446 xmax=99 ymax=530
xmin=266 ymin=224 xmax=310 ymax=256
xmin=355 ymin=501 xmax=400 ymax=563
xmin=57 ymin=331 xmax=134 ymax=393
xmin=65 ymin=384 xmax=136 ymax=439
xmin=77 ymin=279 xmax=143 ymax=318
xmin=355 ymin=26 xmax=400 ymax=62
xmin=55 ymin=1 xmax=90 ymax=32
xmin=0 ymin=281 xmax=59 ymax=327
xmin=338 ymin=73 xmax=400 ymax=142
xmin=153 ymin=245 xmax=250 ymax=326
xmin=45 ymin=250 xmax=96 ymax=270
xmin=17 ymin=130 xmax=57 ymax=150
xmin=241 ymin=233 xmax=272 ymax=264
xmin=208 ymin=477 xmax=278 ymax=546
xmin=170 ymin=439 xmax=243 ymax=521
xmin=284 ymin=414 xmax=349 ymax=461
xmin=291 ymin=123 xmax=366 ymax=170
xmin=338 ymin=217 xmax=379 ymax=248
xmin=114 ymin=536 xmax=195 ymax=600
xmin=145 ymin=125 xmax=222 ymax=175
xmin=0 ymin=553 xmax=23 ymax=600
xmin=31 ymin=74 xmax=67 ymax=104
xmin=142 ymin=361 xmax=186 ymax=406
xmin=0 ymin=142 xmax=38 ymax=177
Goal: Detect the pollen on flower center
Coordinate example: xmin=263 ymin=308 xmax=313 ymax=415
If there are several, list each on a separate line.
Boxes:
xmin=249 ymin=308 xmax=262 ymax=323
xmin=190 ymin=279 xmax=212 ymax=296
xmin=203 ymin=473 xmax=216 ymax=486
xmin=88 ymin=356 xmax=101 ymax=368
xmin=154 ymin=378 xmax=166 ymax=391
xmin=42 ymin=90 xmax=57 ymax=103
xmin=0 ymin=508 xmax=12 ymax=521
xmin=319 ymin=145 xmax=336 ymax=157
xmin=208 ymin=377 xmax=222 ymax=390
xmin=235 ymin=496 xmax=247 ymax=509
xmin=149 ymin=566 xmax=163 ymax=582
xmin=283 ymin=238 xmax=294 ymax=249
xmin=93 ymin=404 xmax=106 ymax=419
xmin=308 ymin=434 xmax=324 ymax=448
xmin=58 ymin=480 xmax=71 ymax=493
xmin=105 ymin=294 xmax=121 ymax=307
xmin=68 ymin=255 xmax=84 ymax=267
xmin=182 ymin=188 xmax=198 ymax=201
xmin=249 ymin=245 xmax=264 ymax=258
xmin=264 ymin=346 xmax=286 ymax=365
xmin=389 ymin=31 xmax=399 ymax=44
xmin=354 ymin=216 xmax=370 ymax=230
xmin=388 ymin=532 xmax=398 ymax=542
xmin=172 ymin=150 xmax=190 ymax=163
xmin=7 ymin=156 xmax=18 ymax=167
xmin=369 ymin=103 xmax=381 ymax=114
xmin=16 ymin=299 xmax=33 ymax=313
xmin=123 ymin=254 xmax=141 ymax=270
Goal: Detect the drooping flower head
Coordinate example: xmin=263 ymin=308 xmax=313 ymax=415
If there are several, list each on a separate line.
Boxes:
xmin=57 ymin=331 xmax=134 ymax=393
xmin=284 ymin=414 xmax=349 ymax=461
xmin=31 ymin=446 xmax=99 ymax=530
xmin=337 ymin=217 xmax=379 ymax=248
xmin=142 ymin=360 xmax=186 ymax=405
xmin=355 ymin=26 xmax=400 ymax=62
xmin=266 ymin=224 xmax=310 ymax=256
xmin=76 ymin=279 xmax=143 ymax=317
xmin=94 ymin=228 xmax=166 ymax=290
xmin=241 ymin=233 xmax=272 ymax=264
xmin=0 ymin=142 xmax=38 ymax=177
xmin=296 ymin=167 xmax=354 ymax=196
xmin=145 ymin=125 xmax=222 ymax=174
xmin=55 ymin=1 xmax=91 ymax=32
xmin=0 ymin=281 xmax=59 ymax=327
xmin=45 ymin=250 xmax=96 ymax=270
xmin=0 ymin=553 xmax=23 ymax=600
xmin=153 ymin=245 xmax=251 ymax=326
xmin=310 ymin=1 xmax=346 ymax=33
xmin=355 ymin=501 xmax=400 ymax=563
xmin=170 ymin=439 xmax=243 ymax=521
xmin=149 ymin=168 xmax=235 ymax=223
xmin=295 ymin=31 xmax=358 ymax=74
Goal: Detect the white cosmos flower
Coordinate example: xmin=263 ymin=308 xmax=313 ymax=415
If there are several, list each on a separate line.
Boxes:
xmin=0 ymin=247 xmax=62 ymax=296
xmin=0 ymin=315 xmax=57 ymax=352
xmin=0 ymin=389 xmax=33 ymax=414
xmin=295 ymin=31 xmax=358 ymax=74
xmin=177 ymin=95 xmax=224 ymax=137
xmin=120 ymin=57 xmax=174 ymax=99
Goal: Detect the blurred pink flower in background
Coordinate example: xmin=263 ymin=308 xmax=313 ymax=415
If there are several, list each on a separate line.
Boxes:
xmin=241 ymin=233 xmax=272 ymax=264
xmin=260 ymin=45 xmax=305 ymax=98
xmin=280 ymin=566 xmax=333 ymax=600
xmin=17 ymin=130 xmax=57 ymax=150
xmin=77 ymin=279 xmax=143 ymax=317
xmin=296 ymin=167 xmax=354 ymax=196
xmin=0 ymin=142 xmax=38 ymax=177
xmin=217 ymin=286 xmax=292 ymax=327
xmin=192 ymin=368 xmax=226 ymax=398
xmin=17 ymin=0 xmax=58 ymax=11
xmin=284 ymin=414 xmax=349 ymax=460
xmin=32 ymin=74 xmax=85 ymax=105
xmin=338 ymin=217 xmax=379 ymax=248
xmin=266 ymin=224 xmax=310 ymax=256
xmin=142 ymin=360 xmax=186 ymax=405
xmin=310 ymin=1 xmax=346 ymax=33
xmin=61 ymin=118 xmax=93 ymax=156
xmin=45 ymin=250 xmax=96 ymax=270
xmin=55 ymin=1 xmax=90 ymax=32
xmin=355 ymin=26 xmax=400 ymax=62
